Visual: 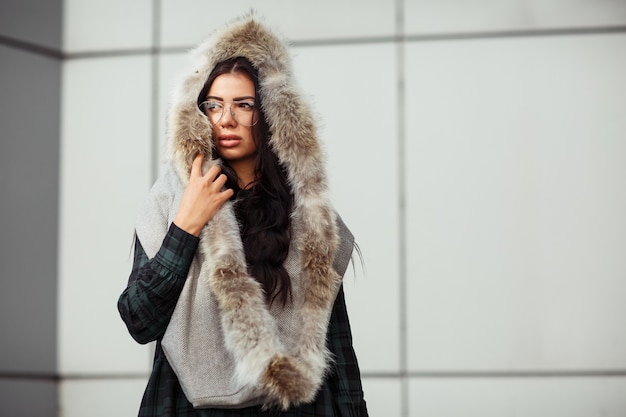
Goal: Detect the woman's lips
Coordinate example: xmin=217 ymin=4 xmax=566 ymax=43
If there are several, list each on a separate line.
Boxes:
xmin=218 ymin=135 xmax=241 ymax=148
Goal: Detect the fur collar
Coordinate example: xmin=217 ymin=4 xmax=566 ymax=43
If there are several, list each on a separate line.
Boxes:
xmin=165 ymin=14 xmax=341 ymax=410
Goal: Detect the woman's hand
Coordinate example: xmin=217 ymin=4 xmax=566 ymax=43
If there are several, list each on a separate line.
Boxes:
xmin=173 ymin=153 xmax=234 ymax=236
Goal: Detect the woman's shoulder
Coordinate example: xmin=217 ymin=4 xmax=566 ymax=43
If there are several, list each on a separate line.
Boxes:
xmin=140 ymin=163 xmax=187 ymax=209
xmin=135 ymin=163 xmax=185 ymax=256
xmin=150 ymin=162 xmax=184 ymax=194
xmin=333 ymin=212 xmax=355 ymax=277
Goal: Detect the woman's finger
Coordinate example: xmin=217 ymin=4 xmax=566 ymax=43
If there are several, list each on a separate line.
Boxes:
xmin=204 ymin=164 xmax=222 ymax=182
xmin=212 ymin=173 xmax=229 ymax=190
xmin=190 ymin=153 xmax=204 ymax=178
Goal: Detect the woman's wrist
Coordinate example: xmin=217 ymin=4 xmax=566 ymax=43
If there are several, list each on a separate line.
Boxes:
xmin=172 ymin=217 xmax=203 ymax=237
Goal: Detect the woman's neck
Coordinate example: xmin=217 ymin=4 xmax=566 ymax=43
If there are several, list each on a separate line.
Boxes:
xmin=230 ymin=161 xmax=256 ymax=190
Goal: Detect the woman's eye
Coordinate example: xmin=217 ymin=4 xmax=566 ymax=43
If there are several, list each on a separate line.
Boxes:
xmin=204 ymin=102 xmax=223 ymax=112
xmin=237 ymin=102 xmax=255 ymax=111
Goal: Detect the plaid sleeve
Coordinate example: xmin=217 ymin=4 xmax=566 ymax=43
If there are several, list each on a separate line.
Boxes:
xmin=326 ymin=285 xmax=369 ymax=417
xmin=118 ymin=223 xmax=199 ymax=344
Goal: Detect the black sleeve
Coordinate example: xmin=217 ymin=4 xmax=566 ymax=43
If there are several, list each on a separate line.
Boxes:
xmin=117 ymin=223 xmax=199 ymax=344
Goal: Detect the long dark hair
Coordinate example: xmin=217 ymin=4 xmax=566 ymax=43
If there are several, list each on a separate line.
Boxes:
xmin=198 ymin=57 xmax=294 ymax=307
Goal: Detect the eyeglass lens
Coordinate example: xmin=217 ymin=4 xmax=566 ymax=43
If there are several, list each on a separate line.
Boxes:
xmin=201 ymin=101 xmax=257 ymax=127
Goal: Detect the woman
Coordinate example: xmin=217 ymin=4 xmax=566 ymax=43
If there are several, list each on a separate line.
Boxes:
xmin=118 ymin=14 xmax=368 ymax=417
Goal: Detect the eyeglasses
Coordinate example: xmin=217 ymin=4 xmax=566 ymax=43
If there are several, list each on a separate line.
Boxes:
xmin=199 ymin=100 xmax=258 ymax=127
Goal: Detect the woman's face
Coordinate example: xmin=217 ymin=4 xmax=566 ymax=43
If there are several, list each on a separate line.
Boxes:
xmin=205 ymin=72 xmax=259 ymax=183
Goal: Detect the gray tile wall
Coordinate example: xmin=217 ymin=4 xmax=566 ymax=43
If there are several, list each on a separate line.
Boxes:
xmin=0 ymin=0 xmax=63 ymax=51
xmin=0 ymin=1 xmax=63 ymax=415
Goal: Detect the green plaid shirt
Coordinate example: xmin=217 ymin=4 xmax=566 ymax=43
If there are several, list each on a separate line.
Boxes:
xmin=118 ymin=224 xmax=368 ymax=417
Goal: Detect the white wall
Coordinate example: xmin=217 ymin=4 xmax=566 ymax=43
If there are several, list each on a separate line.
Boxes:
xmin=57 ymin=1 xmax=626 ymax=416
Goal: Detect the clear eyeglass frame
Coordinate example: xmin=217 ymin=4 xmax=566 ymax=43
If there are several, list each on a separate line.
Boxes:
xmin=199 ymin=100 xmax=258 ymax=127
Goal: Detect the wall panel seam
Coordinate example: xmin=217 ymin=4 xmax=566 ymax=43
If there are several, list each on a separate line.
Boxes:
xmin=8 ymin=24 xmax=623 ymax=61
xmin=396 ymin=2 xmax=408 ymax=417
xmin=150 ymin=0 xmax=161 ymax=184
xmin=360 ymin=370 xmax=626 ymax=378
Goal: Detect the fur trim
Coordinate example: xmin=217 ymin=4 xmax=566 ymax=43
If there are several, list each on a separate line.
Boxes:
xmin=167 ymin=13 xmax=341 ymax=409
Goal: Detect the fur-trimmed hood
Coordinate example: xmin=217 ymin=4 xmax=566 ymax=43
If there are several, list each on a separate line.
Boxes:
xmin=168 ymin=13 xmax=327 ymax=198
xmin=137 ymin=13 xmax=351 ymax=411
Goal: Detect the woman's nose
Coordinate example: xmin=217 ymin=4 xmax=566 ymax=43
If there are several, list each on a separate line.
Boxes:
xmin=220 ymin=105 xmax=237 ymax=126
